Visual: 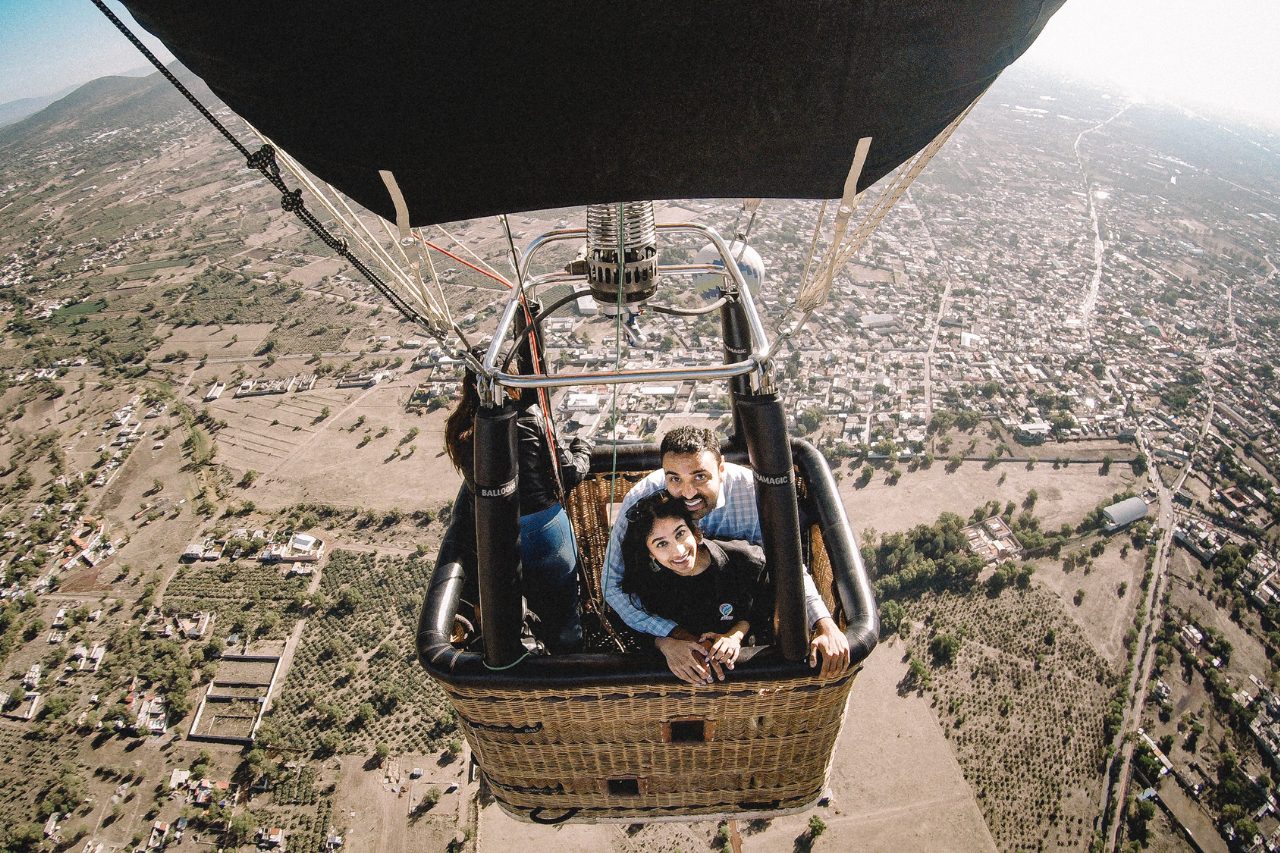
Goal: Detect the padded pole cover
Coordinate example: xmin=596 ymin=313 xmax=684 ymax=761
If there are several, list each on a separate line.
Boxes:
xmin=720 ymin=299 xmax=751 ymax=445
xmin=736 ymin=393 xmax=807 ymax=661
xmin=474 ymin=402 xmax=525 ymax=667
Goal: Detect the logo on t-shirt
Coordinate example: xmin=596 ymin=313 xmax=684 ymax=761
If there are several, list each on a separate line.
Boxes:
xmin=719 ymin=602 xmax=734 ymax=621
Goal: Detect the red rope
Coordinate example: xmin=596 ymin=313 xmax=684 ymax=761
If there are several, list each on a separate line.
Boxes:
xmin=421 ymin=239 xmax=512 ymax=289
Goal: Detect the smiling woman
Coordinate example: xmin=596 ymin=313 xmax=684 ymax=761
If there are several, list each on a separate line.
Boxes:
xmin=619 ymin=491 xmax=768 ymax=684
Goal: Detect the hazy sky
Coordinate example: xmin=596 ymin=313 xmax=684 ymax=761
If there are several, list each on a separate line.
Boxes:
xmin=0 ymin=0 xmax=1277 ymax=129
xmin=0 ymin=0 xmax=172 ymax=104
xmin=1022 ymin=0 xmax=1280 ymax=130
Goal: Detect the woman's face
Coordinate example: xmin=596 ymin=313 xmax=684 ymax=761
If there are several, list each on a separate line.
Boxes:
xmin=645 ymin=515 xmax=702 ymax=576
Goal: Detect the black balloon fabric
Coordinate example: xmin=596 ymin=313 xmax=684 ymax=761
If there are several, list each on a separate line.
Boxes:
xmin=120 ymin=1 xmax=1066 ymax=227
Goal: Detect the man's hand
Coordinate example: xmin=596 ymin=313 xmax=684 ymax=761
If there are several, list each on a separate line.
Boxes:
xmin=656 ymin=635 xmax=722 ymax=685
xmin=807 ymin=617 xmax=850 ymax=677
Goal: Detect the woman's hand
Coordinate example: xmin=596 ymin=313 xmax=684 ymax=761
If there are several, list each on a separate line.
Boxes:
xmin=699 ymin=622 xmax=748 ymax=669
xmin=656 ymin=635 xmax=719 ymax=685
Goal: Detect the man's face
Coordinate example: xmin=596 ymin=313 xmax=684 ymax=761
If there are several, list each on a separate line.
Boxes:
xmin=662 ymin=450 xmax=724 ymax=520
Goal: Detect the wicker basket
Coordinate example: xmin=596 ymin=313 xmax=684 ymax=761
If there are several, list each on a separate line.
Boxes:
xmin=417 ymin=441 xmax=877 ymax=823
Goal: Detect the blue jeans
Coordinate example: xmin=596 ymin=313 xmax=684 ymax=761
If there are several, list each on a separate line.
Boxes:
xmin=520 ymin=503 xmax=583 ymax=653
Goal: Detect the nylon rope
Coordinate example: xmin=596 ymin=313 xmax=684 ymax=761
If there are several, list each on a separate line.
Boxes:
xmin=252 ymin=131 xmax=453 ymax=331
xmin=605 ymin=200 xmax=626 ymax=595
xmin=776 ymin=95 xmax=983 ymax=347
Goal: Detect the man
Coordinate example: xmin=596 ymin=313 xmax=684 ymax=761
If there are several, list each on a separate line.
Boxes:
xmin=604 ymin=426 xmax=851 ymax=684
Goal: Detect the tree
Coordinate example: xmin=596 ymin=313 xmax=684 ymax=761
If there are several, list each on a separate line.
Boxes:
xmin=807 ymin=816 xmax=827 ymax=839
xmin=318 ymin=730 xmax=343 ymax=755
xmin=1127 ymin=798 xmax=1155 ymax=842
xmin=929 ymin=633 xmax=961 ymax=665
xmin=1234 ymin=818 xmax=1260 ymax=844
xmin=335 ymin=587 xmax=364 ymax=614
xmin=795 ymin=407 xmax=824 ymax=436
xmin=225 ymin=812 xmax=257 ymax=846
xmin=4 ymin=823 xmax=43 ymax=852
xmin=879 ymin=600 xmax=906 ymax=637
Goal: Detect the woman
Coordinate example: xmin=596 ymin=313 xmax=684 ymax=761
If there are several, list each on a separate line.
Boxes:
xmin=445 ymin=368 xmax=593 ymax=654
xmin=620 ymin=491 xmax=767 ymax=684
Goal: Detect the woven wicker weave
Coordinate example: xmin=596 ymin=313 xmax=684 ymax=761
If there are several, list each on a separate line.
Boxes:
xmin=445 ymin=667 xmax=856 ymax=820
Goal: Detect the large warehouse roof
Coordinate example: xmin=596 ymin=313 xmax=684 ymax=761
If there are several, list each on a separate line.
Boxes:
xmin=1103 ymin=496 xmax=1149 ymax=531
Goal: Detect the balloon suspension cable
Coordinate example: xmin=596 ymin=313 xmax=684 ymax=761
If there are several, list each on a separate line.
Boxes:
xmin=737 ymin=199 xmax=761 ymax=241
xmin=799 ymin=200 xmax=831 ymax=298
xmin=500 ymin=214 xmax=566 ymax=505
xmin=735 ymin=198 xmax=762 ymax=256
xmin=775 ymin=95 xmax=984 ymax=352
xmin=434 ymin=224 xmax=516 ymax=287
xmin=400 ymin=224 xmax=457 ymax=331
xmin=253 ymin=130 xmax=454 ymax=337
xmin=90 ymin=0 xmax=449 ymax=346
xmin=422 ymin=238 xmax=512 ymax=289
xmin=720 ymin=198 xmax=762 ymax=293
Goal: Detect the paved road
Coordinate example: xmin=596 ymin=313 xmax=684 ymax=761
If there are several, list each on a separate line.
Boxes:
xmin=901 ymin=189 xmax=957 ymax=424
xmin=1100 ymin=358 xmax=1214 ymax=851
xmin=1072 ymin=104 xmax=1129 ymax=338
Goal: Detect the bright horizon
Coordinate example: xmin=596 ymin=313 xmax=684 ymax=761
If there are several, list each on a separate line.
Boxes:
xmin=0 ymin=1 xmax=1278 ymax=132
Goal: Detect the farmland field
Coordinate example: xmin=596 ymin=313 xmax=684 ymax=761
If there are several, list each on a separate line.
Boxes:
xmin=256 ymin=550 xmax=455 ymax=757
xmin=163 ymin=560 xmax=307 ymax=640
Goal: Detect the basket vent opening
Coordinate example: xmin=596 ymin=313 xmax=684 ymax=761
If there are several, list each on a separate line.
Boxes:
xmin=668 ymin=720 xmax=708 ymax=743
xmin=607 ymin=778 xmax=641 ymax=797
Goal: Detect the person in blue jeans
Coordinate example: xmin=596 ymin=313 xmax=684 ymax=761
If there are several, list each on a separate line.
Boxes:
xmin=445 ymin=371 xmax=593 ymax=653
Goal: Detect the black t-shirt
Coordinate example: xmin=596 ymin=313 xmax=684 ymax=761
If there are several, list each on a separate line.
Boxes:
xmin=637 ymin=539 xmax=767 ymax=636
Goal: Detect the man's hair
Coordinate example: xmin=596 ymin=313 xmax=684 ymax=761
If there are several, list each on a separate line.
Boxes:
xmin=659 ymin=426 xmax=722 ymax=462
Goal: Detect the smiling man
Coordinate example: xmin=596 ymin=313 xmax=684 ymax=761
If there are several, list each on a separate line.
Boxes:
xmin=603 ymin=426 xmax=851 ymax=680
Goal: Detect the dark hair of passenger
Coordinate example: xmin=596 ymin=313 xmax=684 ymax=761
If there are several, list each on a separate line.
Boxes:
xmin=444 ymin=371 xmax=479 ymax=477
xmin=619 ymin=491 xmax=701 ymax=605
xmin=659 ymin=425 xmax=721 ymax=463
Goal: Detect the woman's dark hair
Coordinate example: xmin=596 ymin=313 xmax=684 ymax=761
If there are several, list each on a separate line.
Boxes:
xmin=444 ymin=369 xmax=480 ymax=477
xmin=619 ymin=491 xmax=700 ymax=604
